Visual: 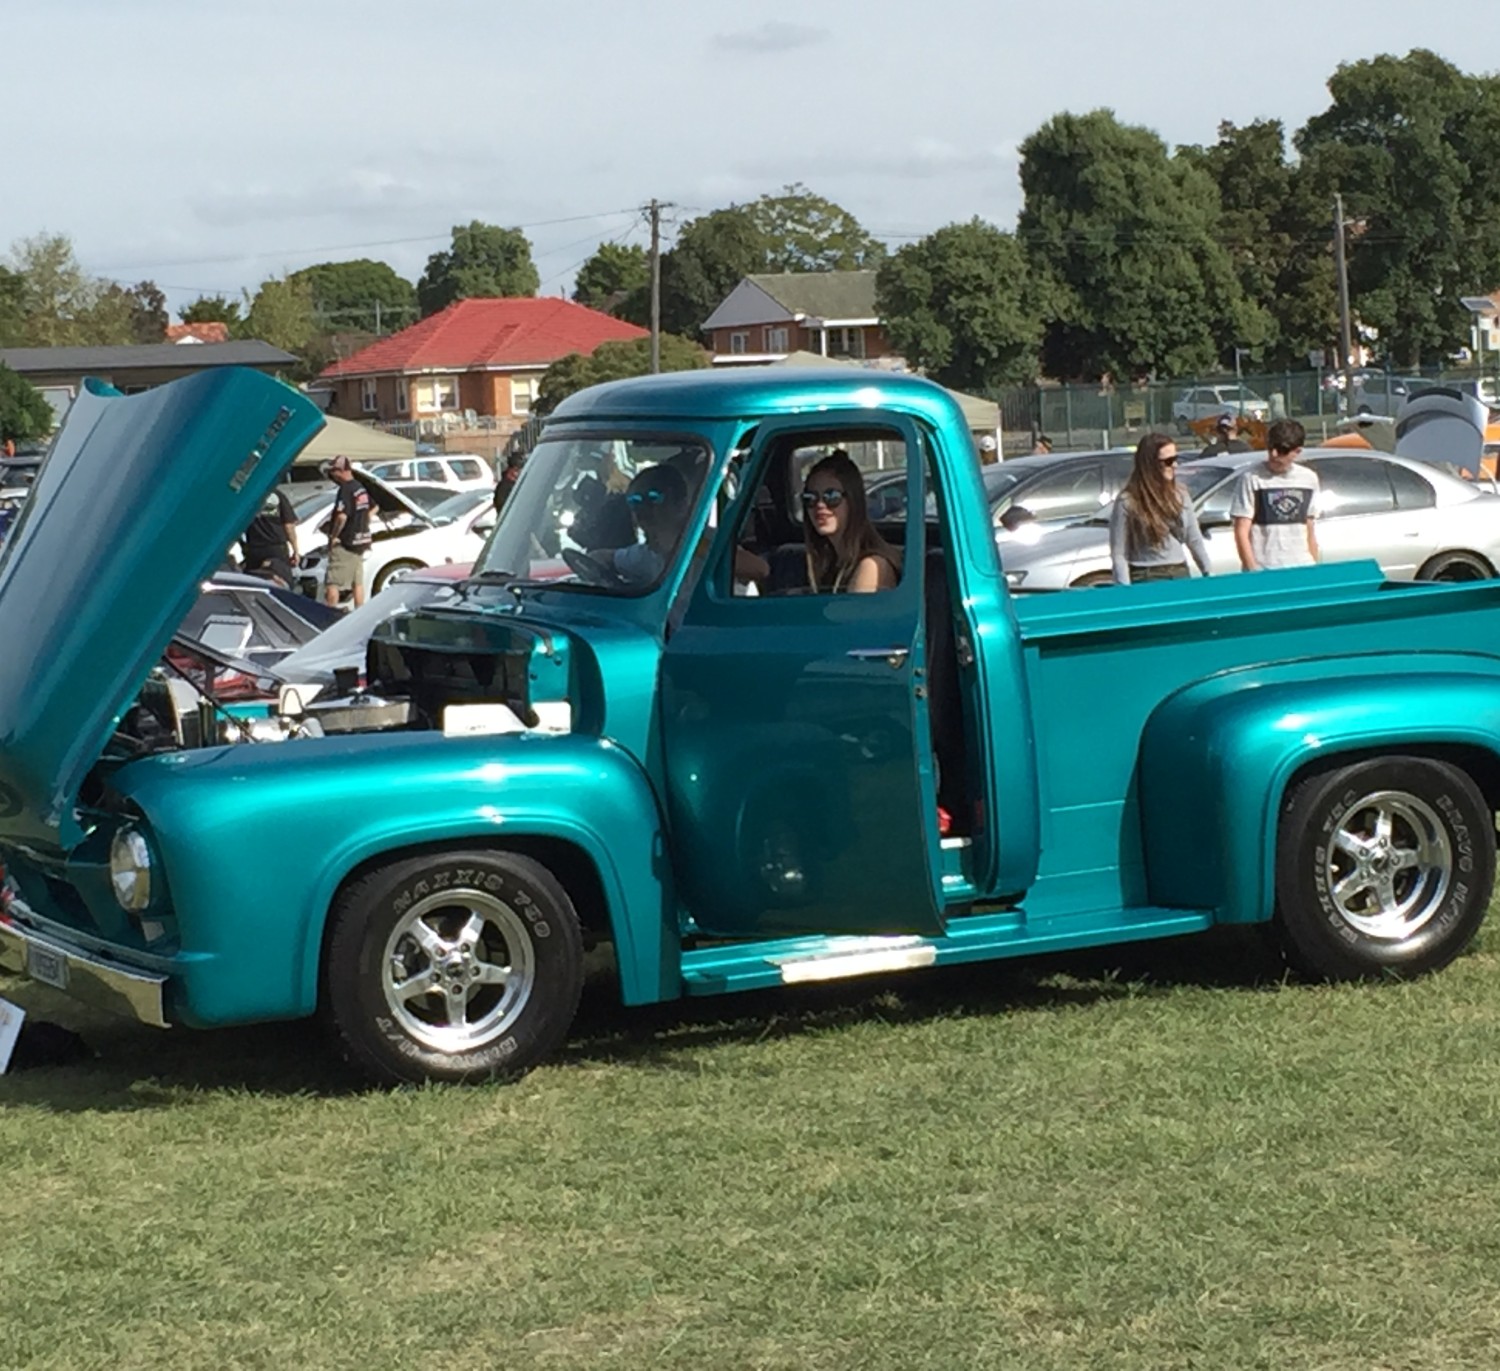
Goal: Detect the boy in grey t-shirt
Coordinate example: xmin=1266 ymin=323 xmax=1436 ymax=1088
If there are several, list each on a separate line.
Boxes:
xmin=1230 ymin=419 xmax=1321 ymax=570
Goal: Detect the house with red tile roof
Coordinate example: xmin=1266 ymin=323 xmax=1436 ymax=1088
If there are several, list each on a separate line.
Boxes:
xmin=165 ymin=322 xmax=231 ymax=344
xmin=318 ymin=297 xmax=647 ymax=429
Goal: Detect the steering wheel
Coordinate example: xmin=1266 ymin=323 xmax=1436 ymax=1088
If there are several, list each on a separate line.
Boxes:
xmin=563 ymin=548 xmax=624 ymax=587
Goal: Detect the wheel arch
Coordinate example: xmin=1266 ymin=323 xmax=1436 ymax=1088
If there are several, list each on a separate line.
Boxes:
xmin=1416 ymin=549 xmax=1496 ymax=581
xmin=310 ymin=824 xmax=673 ymax=1017
xmin=1138 ymin=662 xmax=1500 ymax=925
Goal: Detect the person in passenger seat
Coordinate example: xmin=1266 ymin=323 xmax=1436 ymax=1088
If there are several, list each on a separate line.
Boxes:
xmin=801 ymin=451 xmax=901 ymax=593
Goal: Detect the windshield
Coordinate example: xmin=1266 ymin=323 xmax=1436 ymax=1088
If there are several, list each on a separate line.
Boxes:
xmin=287 ymin=484 xmax=335 ymax=519
xmin=429 ymin=489 xmax=488 ymax=524
xmin=476 ymin=433 xmax=711 ymax=594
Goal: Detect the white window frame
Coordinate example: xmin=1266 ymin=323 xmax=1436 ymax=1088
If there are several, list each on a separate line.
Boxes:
xmin=510 ymin=376 xmax=538 ymax=414
xmin=729 ymin=331 xmax=749 ymax=355
xmin=394 ymin=379 xmax=409 ymax=414
xmin=415 ymin=376 xmax=461 ymax=412
xmin=359 ymin=377 xmax=378 ymax=414
xmin=764 ymin=326 xmax=789 ymax=352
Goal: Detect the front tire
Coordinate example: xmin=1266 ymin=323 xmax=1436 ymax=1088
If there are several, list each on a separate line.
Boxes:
xmin=1274 ymin=756 xmax=1494 ymax=980
xmin=373 ymin=558 xmax=425 ymax=593
xmin=325 ymin=850 xmax=584 ymax=1085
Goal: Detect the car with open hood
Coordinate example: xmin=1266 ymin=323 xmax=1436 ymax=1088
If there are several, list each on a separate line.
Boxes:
xmin=8 ymin=367 xmax=1500 ymax=1090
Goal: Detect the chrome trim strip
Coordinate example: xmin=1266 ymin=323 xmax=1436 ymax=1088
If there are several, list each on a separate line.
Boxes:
xmin=0 ymin=919 xmax=169 ymax=1029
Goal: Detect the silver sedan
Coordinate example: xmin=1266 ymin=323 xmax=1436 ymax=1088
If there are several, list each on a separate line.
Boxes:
xmin=999 ymin=448 xmax=1500 ymax=591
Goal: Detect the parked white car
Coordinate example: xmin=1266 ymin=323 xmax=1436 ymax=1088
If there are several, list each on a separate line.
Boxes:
xmin=1171 ymin=384 xmax=1270 ymax=429
xmin=298 ymin=480 xmax=496 ymax=599
xmin=365 ymin=453 xmax=493 ymax=490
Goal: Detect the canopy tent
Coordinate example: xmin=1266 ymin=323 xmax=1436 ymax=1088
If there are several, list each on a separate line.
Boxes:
xmin=766 ymin=351 xmax=1002 ymax=436
xmin=292 ymin=414 xmax=415 ymax=467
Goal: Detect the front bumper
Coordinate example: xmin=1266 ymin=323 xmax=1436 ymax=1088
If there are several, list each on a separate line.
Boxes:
xmin=0 ymin=913 xmax=169 ymax=1029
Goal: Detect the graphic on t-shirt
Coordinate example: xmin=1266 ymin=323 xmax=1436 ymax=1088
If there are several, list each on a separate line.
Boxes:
xmin=1254 ymin=486 xmax=1314 ymax=525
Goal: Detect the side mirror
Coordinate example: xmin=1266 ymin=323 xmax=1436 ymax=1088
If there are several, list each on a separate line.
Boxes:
xmin=473 ymin=518 xmax=495 ymax=537
xmin=999 ymin=505 xmax=1035 ymax=532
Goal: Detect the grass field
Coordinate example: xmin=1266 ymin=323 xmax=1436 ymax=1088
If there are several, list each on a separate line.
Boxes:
xmin=5 ymin=921 xmax=1500 ymax=1370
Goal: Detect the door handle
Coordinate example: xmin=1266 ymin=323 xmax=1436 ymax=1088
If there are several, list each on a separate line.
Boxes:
xmin=847 ymin=646 xmax=910 ymax=668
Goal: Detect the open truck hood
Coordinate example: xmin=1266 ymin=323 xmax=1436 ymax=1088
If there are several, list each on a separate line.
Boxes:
xmin=0 ymin=371 xmax=324 ymax=851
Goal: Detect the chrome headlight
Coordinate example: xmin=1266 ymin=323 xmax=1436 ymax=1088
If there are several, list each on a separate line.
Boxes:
xmin=110 ymin=828 xmax=154 ymax=912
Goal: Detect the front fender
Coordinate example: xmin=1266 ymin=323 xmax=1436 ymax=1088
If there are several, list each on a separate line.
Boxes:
xmin=112 ymin=730 xmax=674 ymax=1025
xmin=1138 ymin=653 xmax=1500 ymax=925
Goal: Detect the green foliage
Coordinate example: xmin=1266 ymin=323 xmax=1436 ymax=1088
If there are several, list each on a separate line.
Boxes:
xmin=536 ymin=334 xmax=709 ymax=414
xmin=1297 ymin=49 xmax=1500 ymax=368
xmin=1176 ymin=122 xmax=1334 ymax=370
xmin=291 ymin=259 xmax=417 ymax=334
xmin=243 ymin=274 xmax=318 ymax=377
xmin=180 ymin=294 xmax=243 ymax=328
xmin=1018 ymin=110 xmax=1253 ymax=380
xmin=749 ymin=183 xmax=888 ymax=273
xmin=0 ymin=267 xmax=22 ymax=346
xmin=647 ymin=186 xmax=887 ymax=337
xmin=5 ymin=233 xmax=135 ymax=347
xmin=876 ymin=219 xmax=1040 ymax=389
xmin=99 ymin=279 xmax=169 ymax=344
xmin=573 ymin=242 xmax=649 ymax=313
xmin=0 ymin=363 xmax=55 ymax=440
xmin=417 ymin=221 xmax=540 ymax=316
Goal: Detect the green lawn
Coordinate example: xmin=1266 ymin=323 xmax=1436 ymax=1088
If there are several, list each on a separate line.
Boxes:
xmin=5 ymin=922 xmax=1500 ymax=1370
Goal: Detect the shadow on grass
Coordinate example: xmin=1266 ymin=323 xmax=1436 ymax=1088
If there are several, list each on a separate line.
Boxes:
xmin=0 ymin=926 xmax=1290 ymax=1110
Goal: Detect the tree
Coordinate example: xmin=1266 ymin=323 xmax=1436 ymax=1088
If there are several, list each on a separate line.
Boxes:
xmin=573 ymin=243 xmax=649 ymax=313
xmin=417 ymin=221 xmax=539 ymax=316
xmin=748 ymin=183 xmax=887 ymax=273
xmin=291 ymin=259 xmax=417 ymax=334
xmin=1176 ymin=121 xmax=1335 ymax=370
xmin=1296 ymin=50 xmax=1500 ymax=368
xmin=0 ymin=267 xmax=25 ymax=346
xmin=1018 ymin=110 xmax=1255 ymax=380
xmin=640 ymin=187 xmax=887 ymax=337
xmin=99 ymin=279 xmax=169 ymax=344
xmin=243 ymin=274 xmax=317 ymax=372
xmin=876 ymin=219 xmax=1040 ymax=389
xmin=536 ymin=335 xmax=709 ymax=414
xmin=6 ymin=233 xmax=133 ymax=347
xmin=0 ymin=364 xmax=55 ymax=442
xmin=180 ymin=294 xmax=243 ymax=328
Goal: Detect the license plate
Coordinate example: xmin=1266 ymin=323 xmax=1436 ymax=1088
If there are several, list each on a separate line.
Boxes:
xmin=26 ymin=942 xmax=68 ymax=991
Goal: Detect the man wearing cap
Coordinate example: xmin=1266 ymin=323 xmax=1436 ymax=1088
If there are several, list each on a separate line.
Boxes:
xmin=324 ymin=455 xmax=372 ymax=608
xmin=1198 ymin=413 xmax=1252 ymax=458
xmin=977 ymin=434 xmax=999 ymax=464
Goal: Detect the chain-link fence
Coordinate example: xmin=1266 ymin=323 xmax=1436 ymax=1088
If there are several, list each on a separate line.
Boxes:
xmin=987 ymin=362 xmax=1500 ymax=454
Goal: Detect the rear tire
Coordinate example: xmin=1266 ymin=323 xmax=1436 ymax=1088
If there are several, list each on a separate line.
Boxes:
xmin=1416 ymin=551 xmax=1494 ymax=583
xmin=1274 ymin=756 xmax=1494 ymax=980
xmin=325 ymin=850 xmax=584 ymax=1085
xmin=1070 ymin=571 xmax=1115 ymax=588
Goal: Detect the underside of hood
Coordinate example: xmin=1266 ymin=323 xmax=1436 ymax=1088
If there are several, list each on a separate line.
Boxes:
xmin=0 ymin=370 xmax=325 ymax=851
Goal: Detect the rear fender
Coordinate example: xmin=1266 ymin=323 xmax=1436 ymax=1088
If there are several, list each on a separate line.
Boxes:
xmin=113 ymin=731 xmax=675 ymax=1025
xmin=1138 ymin=654 xmax=1500 ymax=923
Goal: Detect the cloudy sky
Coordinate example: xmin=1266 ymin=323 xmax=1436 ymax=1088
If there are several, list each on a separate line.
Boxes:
xmin=10 ymin=0 xmax=1500 ymax=317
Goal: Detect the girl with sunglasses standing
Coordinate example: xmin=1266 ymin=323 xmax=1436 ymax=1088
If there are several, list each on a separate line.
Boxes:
xmin=801 ymin=449 xmax=901 ymax=593
xmin=1108 ymin=433 xmax=1212 ymax=585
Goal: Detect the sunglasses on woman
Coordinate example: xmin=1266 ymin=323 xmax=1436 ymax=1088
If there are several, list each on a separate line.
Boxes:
xmin=801 ymin=488 xmax=846 ymax=509
xmin=1158 ymin=455 xmax=1179 ymax=468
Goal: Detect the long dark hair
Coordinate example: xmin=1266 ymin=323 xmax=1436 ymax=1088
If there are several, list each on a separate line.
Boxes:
xmin=802 ymin=450 xmax=900 ymax=592
xmin=1119 ymin=432 xmax=1183 ymax=550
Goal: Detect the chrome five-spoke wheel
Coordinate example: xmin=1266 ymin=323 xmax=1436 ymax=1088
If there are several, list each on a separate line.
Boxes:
xmin=382 ymin=889 xmax=537 ymax=1052
xmin=1323 ymin=790 xmax=1451 ymax=941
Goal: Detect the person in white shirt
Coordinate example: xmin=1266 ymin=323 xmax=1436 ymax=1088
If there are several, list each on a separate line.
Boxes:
xmin=1230 ymin=419 xmax=1321 ymax=571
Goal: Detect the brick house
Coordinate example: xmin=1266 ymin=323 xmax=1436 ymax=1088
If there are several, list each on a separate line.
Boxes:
xmin=318 ymin=297 xmax=647 ymax=430
xmin=701 ymin=271 xmax=902 ymax=367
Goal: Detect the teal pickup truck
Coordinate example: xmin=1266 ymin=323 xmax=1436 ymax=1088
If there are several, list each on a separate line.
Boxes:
xmin=2 ymin=368 xmax=1499 ymax=1085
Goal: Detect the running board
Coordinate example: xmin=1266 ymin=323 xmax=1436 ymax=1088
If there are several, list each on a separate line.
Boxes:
xmin=679 ymin=905 xmax=1214 ymax=997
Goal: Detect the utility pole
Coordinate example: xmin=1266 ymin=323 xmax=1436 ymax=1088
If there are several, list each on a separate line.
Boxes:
xmin=1334 ymin=193 xmax=1356 ymax=408
xmin=644 ymin=198 xmax=675 ymax=374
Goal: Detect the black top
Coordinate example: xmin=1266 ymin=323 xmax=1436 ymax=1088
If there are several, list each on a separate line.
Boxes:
xmin=242 ymin=490 xmax=295 ymax=564
xmin=333 ymin=480 xmax=372 ymax=550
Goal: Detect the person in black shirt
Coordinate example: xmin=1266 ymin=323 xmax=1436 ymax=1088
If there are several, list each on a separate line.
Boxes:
xmin=324 ymin=455 xmax=373 ymax=608
xmin=240 ymin=488 xmax=298 ymax=589
xmin=1198 ymin=413 xmax=1252 ymax=458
